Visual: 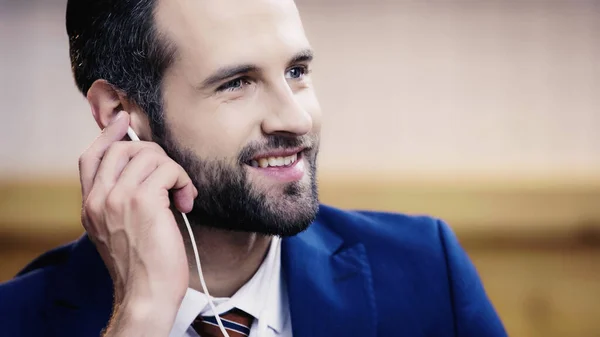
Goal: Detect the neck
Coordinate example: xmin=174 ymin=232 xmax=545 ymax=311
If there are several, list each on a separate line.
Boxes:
xmin=177 ymin=214 xmax=272 ymax=298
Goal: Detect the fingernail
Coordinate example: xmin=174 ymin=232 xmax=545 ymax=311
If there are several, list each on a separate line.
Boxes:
xmin=109 ymin=111 xmax=124 ymax=125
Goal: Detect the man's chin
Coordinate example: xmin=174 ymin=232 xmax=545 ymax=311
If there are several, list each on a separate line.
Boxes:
xmin=195 ymin=190 xmax=318 ymax=236
xmin=186 ymin=207 xmax=317 ymax=237
xmin=257 ymin=204 xmax=319 ymax=237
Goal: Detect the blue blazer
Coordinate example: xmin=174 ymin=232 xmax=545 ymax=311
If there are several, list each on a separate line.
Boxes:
xmin=0 ymin=205 xmax=507 ymax=337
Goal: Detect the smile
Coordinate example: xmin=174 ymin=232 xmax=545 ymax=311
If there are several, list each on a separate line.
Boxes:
xmin=245 ymin=148 xmax=306 ymax=182
xmin=249 ymin=152 xmax=300 ymax=168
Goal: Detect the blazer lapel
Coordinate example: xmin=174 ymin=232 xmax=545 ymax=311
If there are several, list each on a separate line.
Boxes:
xmin=43 ymin=222 xmax=378 ymax=337
xmin=44 ymin=234 xmax=114 ymax=337
xmin=282 ymin=221 xmax=377 ymax=337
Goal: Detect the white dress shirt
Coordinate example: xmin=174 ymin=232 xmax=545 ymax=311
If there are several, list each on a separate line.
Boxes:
xmin=169 ymin=236 xmax=292 ymax=337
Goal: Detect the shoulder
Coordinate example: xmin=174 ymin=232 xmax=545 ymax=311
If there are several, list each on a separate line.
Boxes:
xmin=315 ymin=203 xmax=451 ymax=252
xmin=312 ymin=205 xmax=459 ymax=330
xmin=314 ymin=205 xmax=507 ymax=336
xmin=0 ymin=242 xmax=75 ymax=325
xmin=314 ymin=204 xmax=461 ymax=292
xmin=314 ymin=204 xmax=458 ymax=291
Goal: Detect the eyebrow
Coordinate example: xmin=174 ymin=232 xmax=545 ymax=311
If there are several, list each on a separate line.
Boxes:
xmin=198 ymin=48 xmax=315 ymax=90
xmin=288 ymin=48 xmax=314 ymax=66
xmin=199 ymin=64 xmax=259 ymax=89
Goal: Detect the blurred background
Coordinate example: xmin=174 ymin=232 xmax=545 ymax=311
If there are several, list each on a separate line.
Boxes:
xmin=1 ymin=0 xmax=599 ymax=335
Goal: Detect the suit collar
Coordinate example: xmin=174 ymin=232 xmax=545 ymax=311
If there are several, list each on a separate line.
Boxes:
xmin=282 ymin=216 xmax=378 ymax=337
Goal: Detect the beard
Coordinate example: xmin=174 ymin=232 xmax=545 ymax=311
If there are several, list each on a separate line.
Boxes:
xmin=156 ymin=128 xmax=320 ymax=237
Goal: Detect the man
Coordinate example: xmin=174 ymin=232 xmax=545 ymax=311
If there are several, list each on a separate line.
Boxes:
xmin=0 ymin=0 xmax=507 ymax=336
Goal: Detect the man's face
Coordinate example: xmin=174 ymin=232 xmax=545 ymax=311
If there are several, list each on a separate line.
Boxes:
xmin=154 ymin=0 xmax=322 ymax=236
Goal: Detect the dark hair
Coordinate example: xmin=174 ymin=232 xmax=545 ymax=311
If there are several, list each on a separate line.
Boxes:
xmin=66 ymin=0 xmax=175 ymax=138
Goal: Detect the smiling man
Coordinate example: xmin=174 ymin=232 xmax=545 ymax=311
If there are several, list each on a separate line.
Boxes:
xmin=0 ymin=0 xmax=507 ymax=336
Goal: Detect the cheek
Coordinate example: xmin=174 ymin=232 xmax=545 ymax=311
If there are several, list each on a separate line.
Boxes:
xmin=207 ymin=97 xmax=267 ymax=150
xmin=162 ymin=87 xmax=264 ymax=160
xmin=172 ymin=116 xmax=256 ymax=162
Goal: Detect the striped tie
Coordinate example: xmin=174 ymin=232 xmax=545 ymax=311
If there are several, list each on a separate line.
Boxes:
xmin=192 ymin=308 xmax=254 ymax=337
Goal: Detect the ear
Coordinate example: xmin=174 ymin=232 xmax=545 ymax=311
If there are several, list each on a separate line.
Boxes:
xmin=86 ymin=80 xmax=152 ymax=140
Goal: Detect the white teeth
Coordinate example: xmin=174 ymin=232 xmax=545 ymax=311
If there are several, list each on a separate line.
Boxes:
xmin=252 ymin=153 xmax=299 ymax=168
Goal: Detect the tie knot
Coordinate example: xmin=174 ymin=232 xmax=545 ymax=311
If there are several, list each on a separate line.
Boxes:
xmin=193 ymin=308 xmax=254 ymax=337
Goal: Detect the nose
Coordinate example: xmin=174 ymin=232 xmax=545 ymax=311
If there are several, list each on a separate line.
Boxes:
xmin=261 ymin=83 xmax=313 ymax=137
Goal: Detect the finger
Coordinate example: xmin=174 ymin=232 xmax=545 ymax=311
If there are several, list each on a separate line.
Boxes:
xmin=114 ymin=148 xmax=167 ymax=192
xmin=93 ymin=141 xmax=166 ymax=191
xmin=79 ymin=111 xmax=129 ymax=200
xmin=142 ymin=161 xmax=196 ymax=213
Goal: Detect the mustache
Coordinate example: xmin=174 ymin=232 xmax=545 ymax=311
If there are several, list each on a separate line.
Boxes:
xmin=238 ymin=134 xmax=315 ymax=163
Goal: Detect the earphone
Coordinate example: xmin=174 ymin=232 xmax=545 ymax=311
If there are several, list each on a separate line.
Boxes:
xmin=126 ymin=127 xmax=231 ymax=337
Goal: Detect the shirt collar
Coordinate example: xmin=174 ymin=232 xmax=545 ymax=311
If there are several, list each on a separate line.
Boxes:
xmin=230 ymin=236 xmax=286 ymax=333
xmin=169 ymin=236 xmax=286 ymax=337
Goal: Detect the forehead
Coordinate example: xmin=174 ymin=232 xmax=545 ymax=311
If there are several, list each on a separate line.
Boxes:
xmin=155 ymin=0 xmax=309 ymax=69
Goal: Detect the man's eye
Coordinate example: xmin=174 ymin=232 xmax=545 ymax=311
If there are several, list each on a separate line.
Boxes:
xmin=285 ymin=66 xmax=309 ymax=80
xmin=217 ymin=77 xmax=251 ymax=92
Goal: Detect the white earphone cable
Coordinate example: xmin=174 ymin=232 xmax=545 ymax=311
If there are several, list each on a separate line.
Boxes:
xmin=127 ymin=127 xmax=230 ymax=337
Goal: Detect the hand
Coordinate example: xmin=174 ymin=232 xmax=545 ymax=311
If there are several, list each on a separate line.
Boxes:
xmin=79 ymin=111 xmax=197 ymax=336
